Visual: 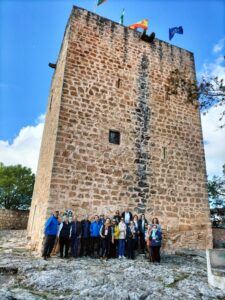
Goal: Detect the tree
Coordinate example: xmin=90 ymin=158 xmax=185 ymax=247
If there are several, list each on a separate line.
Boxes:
xmin=199 ymin=76 xmax=225 ymax=128
xmin=208 ymin=164 xmax=225 ymax=226
xmin=0 ymin=163 xmax=35 ymax=210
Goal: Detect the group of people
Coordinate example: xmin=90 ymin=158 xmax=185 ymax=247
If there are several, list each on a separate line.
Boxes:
xmin=42 ymin=207 xmax=162 ymax=263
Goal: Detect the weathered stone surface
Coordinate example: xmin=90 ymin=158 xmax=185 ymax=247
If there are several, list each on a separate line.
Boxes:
xmin=0 ymin=231 xmax=224 ymax=300
xmin=0 ymin=209 xmax=29 ymax=230
xmin=212 ymin=228 xmax=225 ymax=248
xmin=27 ymin=6 xmax=212 ymax=253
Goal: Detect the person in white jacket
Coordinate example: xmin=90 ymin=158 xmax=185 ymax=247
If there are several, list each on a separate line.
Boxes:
xmin=118 ymin=218 xmax=126 ymax=259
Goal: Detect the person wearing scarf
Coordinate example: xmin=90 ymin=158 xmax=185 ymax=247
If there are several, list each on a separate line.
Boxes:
xmin=150 ymin=224 xmax=162 ymax=263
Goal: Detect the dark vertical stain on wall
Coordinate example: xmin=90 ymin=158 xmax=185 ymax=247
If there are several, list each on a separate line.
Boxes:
xmin=158 ymin=41 xmax=163 ymax=72
xmin=134 ymin=54 xmax=151 ymax=213
xmin=170 ymin=45 xmax=174 ymax=62
xmin=110 ymin=22 xmax=116 ymax=42
xmin=123 ymin=27 xmax=129 ymax=62
xmin=96 ymin=15 xmax=106 ymax=35
xmin=179 ymin=48 xmax=183 ymax=66
xmin=158 ymin=41 xmax=163 ymax=61
xmin=86 ymin=11 xmax=91 ymax=25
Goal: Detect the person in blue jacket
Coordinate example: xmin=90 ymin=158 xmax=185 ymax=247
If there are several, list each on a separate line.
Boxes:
xmin=42 ymin=211 xmax=59 ymax=260
xmin=98 ymin=214 xmax=105 ymax=227
xmin=90 ymin=215 xmax=101 ymax=258
xmin=150 ymin=224 xmax=162 ymax=263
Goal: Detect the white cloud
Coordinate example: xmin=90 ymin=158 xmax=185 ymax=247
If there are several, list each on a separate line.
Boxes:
xmin=0 ymin=115 xmax=45 ymax=174
xmin=202 ymin=62 xmax=225 ymax=81
xmin=36 ymin=113 xmax=45 ymax=124
xmin=213 ymin=37 xmax=225 ymax=54
xmin=199 ymin=37 xmax=225 ymax=81
xmin=201 ymin=106 xmax=225 ymax=178
xmin=199 ymin=37 xmax=225 ymax=178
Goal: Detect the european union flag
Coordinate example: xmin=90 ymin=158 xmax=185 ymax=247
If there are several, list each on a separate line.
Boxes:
xmin=169 ymin=26 xmax=183 ymax=40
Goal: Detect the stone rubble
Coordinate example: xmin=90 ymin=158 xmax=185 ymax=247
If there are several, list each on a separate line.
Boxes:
xmin=0 ymin=231 xmax=224 ymax=300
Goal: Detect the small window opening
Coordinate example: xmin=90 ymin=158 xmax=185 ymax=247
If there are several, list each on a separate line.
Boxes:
xmin=49 ymin=95 xmax=53 ymax=111
xmin=109 ymin=130 xmax=120 ymax=145
xmin=117 ymin=78 xmax=121 ymax=88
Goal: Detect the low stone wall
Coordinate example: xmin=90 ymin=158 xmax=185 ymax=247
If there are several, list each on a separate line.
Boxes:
xmin=206 ymin=249 xmax=225 ymax=290
xmin=0 ymin=209 xmax=29 ymax=230
xmin=213 ymin=227 xmax=225 ymax=248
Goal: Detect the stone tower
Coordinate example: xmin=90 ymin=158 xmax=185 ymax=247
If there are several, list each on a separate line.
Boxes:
xmin=27 ymin=6 xmax=212 ymax=253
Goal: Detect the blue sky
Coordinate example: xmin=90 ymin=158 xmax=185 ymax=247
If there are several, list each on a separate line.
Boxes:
xmin=0 ymin=0 xmax=225 ymax=176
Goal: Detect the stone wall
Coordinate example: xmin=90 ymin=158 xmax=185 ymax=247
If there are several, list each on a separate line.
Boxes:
xmin=27 ymin=13 xmax=71 ymax=252
xmin=0 ymin=209 xmax=29 ymax=230
xmin=213 ymin=228 xmax=225 ymax=248
xmin=28 ymin=6 xmax=212 ymax=253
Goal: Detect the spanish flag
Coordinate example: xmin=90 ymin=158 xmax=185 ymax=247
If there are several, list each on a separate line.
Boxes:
xmin=128 ymin=19 xmax=148 ymax=30
xmin=97 ymin=0 xmax=107 ymax=6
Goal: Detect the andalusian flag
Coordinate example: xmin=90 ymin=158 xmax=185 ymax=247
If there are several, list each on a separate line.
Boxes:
xmin=97 ymin=0 xmax=107 ymax=6
xmin=128 ymin=19 xmax=148 ymax=30
xmin=120 ymin=8 xmax=125 ymax=25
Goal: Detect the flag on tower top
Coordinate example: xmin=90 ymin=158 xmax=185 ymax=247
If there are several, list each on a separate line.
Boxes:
xmin=169 ymin=26 xmax=183 ymax=40
xmin=120 ymin=8 xmax=125 ymax=25
xmin=128 ymin=19 xmax=148 ymax=31
xmin=97 ymin=0 xmax=107 ymax=6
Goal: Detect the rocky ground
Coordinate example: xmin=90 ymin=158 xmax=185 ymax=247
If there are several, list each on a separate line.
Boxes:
xmin=0 ymin=230 xmax=225 ymax=300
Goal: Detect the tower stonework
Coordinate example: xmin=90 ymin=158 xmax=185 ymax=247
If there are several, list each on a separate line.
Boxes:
xmin=27 ymin=6 xmax=212 ymax=253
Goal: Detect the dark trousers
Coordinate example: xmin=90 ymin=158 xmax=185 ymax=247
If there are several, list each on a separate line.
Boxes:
xmin=127 ymin=238 xmax=135 ymax=259
xmin=42 ymin=235 xmax=56 ymax=257
xmin=151 ymin=246 xmax=161 ymax=262
xmin=90 ymin=237 xmax=100 ymax=257
xmin=134 ymin=237 xmax=138 ymax=251
xmin=101 ymin=237 xmax=110 ymax=258
xmin=59 ymin=236 xmax=70 ymax=258
xmin=71 ymin=236 xmax=80 ymax=257
xmin=80 ymin=237 xmax=90 ymax=256
xmin=140 ymin=232 xmax=146 ymax=253
xmin=110 ymin=240 xmax=117 ymax=258
xmin=118 ymin=239 xmax=125 ymax=257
